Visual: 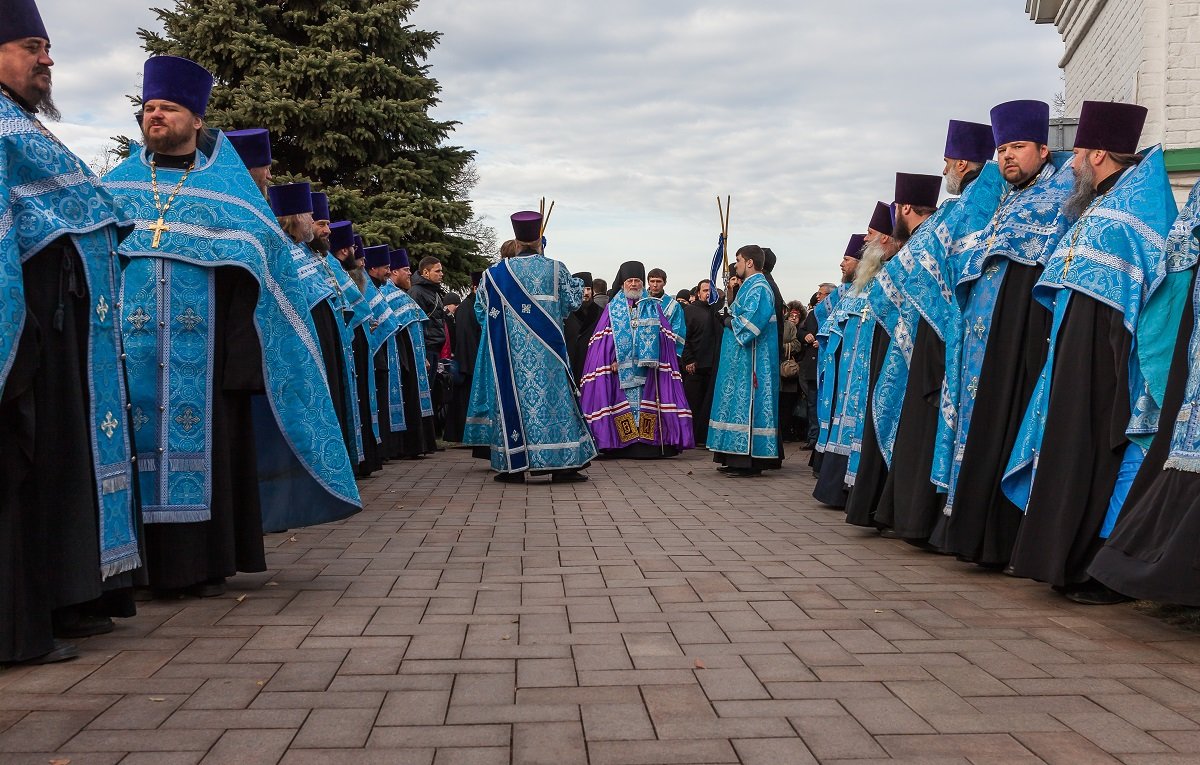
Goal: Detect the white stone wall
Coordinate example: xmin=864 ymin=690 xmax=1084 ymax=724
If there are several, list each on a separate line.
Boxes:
xmin=1033 ymin=0 xmax=1200 ymax=198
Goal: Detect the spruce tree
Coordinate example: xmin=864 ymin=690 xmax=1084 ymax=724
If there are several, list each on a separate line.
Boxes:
xmin=138 ymin=0 xmax=488 ymax=286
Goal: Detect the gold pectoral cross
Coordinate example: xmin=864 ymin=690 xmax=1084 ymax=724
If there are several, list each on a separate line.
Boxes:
xmin=149 ymin=217 xmax=170 ymax=249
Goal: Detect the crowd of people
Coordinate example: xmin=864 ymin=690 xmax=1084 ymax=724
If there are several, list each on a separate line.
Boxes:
xmin=5 ymin=0 xmax=1200 ymax=669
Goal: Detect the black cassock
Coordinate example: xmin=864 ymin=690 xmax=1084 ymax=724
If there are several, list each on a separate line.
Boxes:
xmin=941 ymin=262 xmax=1050 ymax=565
xmin=874 ymin=318 xmax=946 ymax=541
xmin=445 ymin=293 xmax=483 ymax=442
xmin=844 ymin=323 xmax=890 ymax=527
xmin=311 ymin=300 xmax=355 ymax=472
xmin=1008 ymin=294 xmax=1133 ymax=587
xmin=395 ymin=327 xmax=437 ymax=458
xmin=352 ymin=324 xmax=383 ymax=476
xmin=1 ymin=243 xmax=138 ymax=662
xmin=143 ymin=267 xmax=267 ymax=591
xmin=564 ymin=300 xmax=602 ymax=383
xmin=1090 ymin=272 xmax=1200 ymax=603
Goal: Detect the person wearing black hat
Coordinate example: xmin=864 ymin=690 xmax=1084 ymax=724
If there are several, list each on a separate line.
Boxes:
xmin=105 ymin=56 xmax=360 ymax=602
xmin=225 ymin=128 xmax=272 ymax=196
xmin=463 ymin=211 xmax=597 ymax=482
xmin=682 ymin=279 xmax=722 ymax=445
xmin=939 ymin=100 xmax=1075 ymax=569
xmin=812 ymin=234 xmax=867 ymax=501
xmin=844 ymin=177 xmax=939 ymax=532
xmin=564 ymin=271 xmax=602 ymax=383
xmin=382 ymin=247 xmax=438 ymax=458
xmin=874 ymin=121 xmax=1002 ymax=548
xmin=1 ymin=0 xmax=142 ymax=664
xmin=1004 ymin=102 xmax=1178 ymax=604
xmin=269 ymin=182 xmax=359 ymax=483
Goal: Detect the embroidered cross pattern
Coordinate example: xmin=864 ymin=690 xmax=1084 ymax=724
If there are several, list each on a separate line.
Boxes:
xmin=521 ymin=303 xmax=532 ymax=314
xmin=489 ymin=308 xmax=500 ymax=319
xmin=176 ymin=307 xmax=203 ymax=332
xmin=967 ymin=377 xmax=980 ymax=400
xmin=973 ymin=317 xmax=985 ymax=339
xmin=132 ymin=407 xmax=149 ymax=431
xmin=509 ymin=429 xmax=522 ymax=445
xmin=127 ymin=307 xmax=152 ymax=332
xmin=175 ymin=406 xmax=201 ymax=433
xmin=95 ymin=295 xmax=109 ymax=322
xmin=100 ymin=411 xmax=119 ymax=439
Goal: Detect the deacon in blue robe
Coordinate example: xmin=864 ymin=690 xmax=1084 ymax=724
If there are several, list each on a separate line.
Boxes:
xmin=708 ymin=245 xmax=781 ymax=476
xmin=1002 ymin=103 xmax=1180 ymax=602
xmin=464 ymin=211 xmax=597 ymax=482
xmin=1 ymin=0 xmax=140 ymax=663
xmin=1090 ymin=179 xmax=1200 ymax=604
xmin=106 ymin=56 xmax=360 ymax=597
xmin=938 ymin=100 xmax=1075 ymax=566
xmin=362 ymin=243 xmax=406 ymax=458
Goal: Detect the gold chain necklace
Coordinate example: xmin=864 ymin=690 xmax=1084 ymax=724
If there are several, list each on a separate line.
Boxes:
xmin=148 ymin=159 xmax=195 ymax=249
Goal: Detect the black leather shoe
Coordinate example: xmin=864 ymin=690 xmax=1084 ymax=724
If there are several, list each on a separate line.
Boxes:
xmin=494 ymin=472 xmax=525 ymax=483
xmin=14 ymin=640 xmax=79 ymax=665
xmin=53 ymin=613 xmax=114 ymax=639
xmin=1064 ymin=582 xmax=1133 ymax=606
xmin=552 ymin=471 xmax=588 ymax=483
xmin=192 ymin=578 xmax=226 ymax=598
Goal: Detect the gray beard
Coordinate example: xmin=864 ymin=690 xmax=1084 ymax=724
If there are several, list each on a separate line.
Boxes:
xmin=852 ymin=240 xmax=889 ymax=293
xmin=1064 ymin=162 xmax=1098 ymax=221
xmin=945 ymin=168 xmax=964 ymax=196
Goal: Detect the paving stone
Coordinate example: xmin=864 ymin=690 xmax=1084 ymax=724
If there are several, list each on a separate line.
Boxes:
xmin=200 ymin=728 xmax=296 ymax=764
xmin=732 ymin=737 xmax=819 ymax=765
xmin=292 ymin=707 xmax=377 ymax=748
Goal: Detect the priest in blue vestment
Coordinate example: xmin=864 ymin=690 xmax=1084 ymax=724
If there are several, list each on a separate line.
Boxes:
xmin=1090 ymin=179 xmax=1200 ymax=605
xmin=1 ymin=0 xmax=140 ymax=664
xmin=106 ymin=56 xmax=360 ymax=598
xmin=1002 ymin=102 xmax=1180 ymax=603
xmin=938 ymin=100 xmax=1075 ymax=567
xmin=846 ymin=174 xmax=942 ymax=532
xmin=811 ymin=234 xmax=864 ymax=493
xmin=382 ymin=246 xmax=437 ymax=458
xmin=580 ymin=260 xmax=694 ymax=458
xmin=708 ymin=244 xmax=781 ymax=477
xmin=464 ymin=211 xmax=597 ymax=482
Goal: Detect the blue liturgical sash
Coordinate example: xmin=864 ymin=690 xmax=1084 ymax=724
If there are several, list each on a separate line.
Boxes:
xmin=481 ymin=260 xmax=574 ymax=472
xmin=1 ymin=94 xmax=138 ymax=577
xmin=384 ymin=284 xmax=434 ymax=418
xmin=105 ymin=130 xmax=360 ymax=528
xmin=1165 ymin=181 xmax=1200 ymax=473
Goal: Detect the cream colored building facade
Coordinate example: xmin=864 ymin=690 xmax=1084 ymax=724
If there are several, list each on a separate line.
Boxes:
xmin=1026 ymin=0 xmax=1200 ymax=200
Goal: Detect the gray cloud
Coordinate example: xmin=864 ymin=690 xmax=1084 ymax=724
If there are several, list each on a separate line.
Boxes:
xmin=44 ymin=0 xmax=1065 ymax=298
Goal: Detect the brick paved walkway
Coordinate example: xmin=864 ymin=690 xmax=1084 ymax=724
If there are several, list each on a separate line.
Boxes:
xmin=4 ymin=448 xmax=1200 ymax=764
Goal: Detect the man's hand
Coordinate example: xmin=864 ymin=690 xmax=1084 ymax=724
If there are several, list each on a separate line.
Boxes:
xmin=685 ymin=362 xmax=697 ymax=374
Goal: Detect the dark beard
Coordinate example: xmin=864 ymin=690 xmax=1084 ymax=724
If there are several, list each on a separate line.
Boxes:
xmin=892 ymin=215 xmax=911 ymax=243
xmin=35 ymin=88 xmax=60 ymax=121
xmin=145 ymin=125 xmax=195 ymax=155
xmin=1064 ymin=162 xmax=1098 ymax=221
xmin=311 ymin=235 xmax=331 ymax=255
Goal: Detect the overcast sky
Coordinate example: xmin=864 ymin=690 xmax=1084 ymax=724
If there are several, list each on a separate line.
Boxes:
xmin=45 ymin=0 xmax=1065 ymax=300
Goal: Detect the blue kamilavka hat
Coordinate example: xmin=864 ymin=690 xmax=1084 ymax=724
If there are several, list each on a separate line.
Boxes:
xmin=268 ymin=182 xmax=313 ymax=217
xmin=945 ymin=119 xmax=994 ymax=163
xmin=990 ymin=100 xmax=1050 ymax=148
xmin=868 ymin=201 xmax=893 ymax=236
xmin=329 ymin=221 xmax=354 ymax=252
xmin=363 ymin=245 xmax=390 ymax=269
xmin=142 ymin=55 xmax=214 ymax=117
xmin=225 ymin=128 xmax=272 ymax=169
xmin=1074 ymin=101 xmax=1148 ymax=155
xmin=895 ymin=173 xmax=942 ymax=208
xmin=390 ymin=248 xmax=410 ymax=270
xmin=511 ymin=211 xmax=542 ymax=242
xmin=1 ymin=0 xmax=49 ymax=45
xmin=311 ymin=192 xmax=330 ymax=222
xmin=845 ymin=233 xmax=867 ymax=261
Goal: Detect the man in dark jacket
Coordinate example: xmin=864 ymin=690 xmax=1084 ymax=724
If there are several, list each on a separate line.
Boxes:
xmin=409 ymin=256 xmax=449 ymax=437
xmin=682 ymin=280 xmax=721 ymax=445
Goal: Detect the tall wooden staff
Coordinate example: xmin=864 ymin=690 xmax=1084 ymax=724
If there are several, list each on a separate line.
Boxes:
xmin=539 ymin=197 xmax=555 ymax=241
xmin=716 ymin=195 xmax=731 ymax=283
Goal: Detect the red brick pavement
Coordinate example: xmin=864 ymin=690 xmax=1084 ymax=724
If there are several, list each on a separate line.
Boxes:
xmin=4 ymin=447 xmax=1200 ymax=764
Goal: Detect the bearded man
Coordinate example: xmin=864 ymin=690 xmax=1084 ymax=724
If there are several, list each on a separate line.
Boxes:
xmin=382 ymin=247 xmax=437 ymax=458
xmin=939 ymin=100 xmax=1074 ymax=568
xmin=846 ymin=175 xmax=941 ymax=531
xmin=105 ymin=56 xmax=359 ymax=599
xmin=1 ymin=0 xmax=139 ymax=664
xmin=708 ymin=245 xmax=781 ymax=477
xmin=580 ymin=261 xmax=694 ymax=458
xmin=1003 ymin=102 xmax=1180 ymax=604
